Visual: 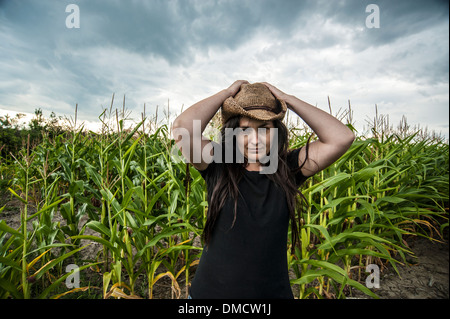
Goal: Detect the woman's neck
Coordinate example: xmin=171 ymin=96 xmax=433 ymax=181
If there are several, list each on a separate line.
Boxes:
xmin=244 ymin=162 xmax=261 ymax=171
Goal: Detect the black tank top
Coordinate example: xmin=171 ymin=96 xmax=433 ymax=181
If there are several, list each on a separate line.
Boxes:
xmin=190 ymin=148 xmax=307 ymax=299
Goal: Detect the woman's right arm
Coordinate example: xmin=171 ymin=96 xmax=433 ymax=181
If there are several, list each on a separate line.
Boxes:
xmin=172 ymin=80 xmax=248 ymax=170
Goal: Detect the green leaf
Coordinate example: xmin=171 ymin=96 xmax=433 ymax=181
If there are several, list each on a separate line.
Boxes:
xmin=291 ymin=267 xmax=379 ymax=299
xmin=308 ymin=173 xmax=351 ymax=195
xmin=39 ymin=262 xmax=102 ymax=299
xmin=70 ymin=235 xmax=119 ymax=256
xmin=27 ymin=199 xmax=64 ymax=221
xmin=0 ymin=256 xmax=21 ymax=271
xmin=86 ymin=221 xmax=112 ymax=238
xmin=147 ymin=183 xmax=170 ymax=214
xmin=135 ymin=227 xmax=187 ymax=258
xmin=375 ymin=196 xmax=406 ymax=205
xmin=317 ymin=231 xmax=391 ymax=250
xmin=32 ymin=244 xmax=90 ymax=281
xmin=304 ymin=224 xmax=335 ymax=253
xmin=353 ymin=166 xmax=381 ymax=183
xmin=0 ymin=277 xmax=22 ymax=299
xmin=69 ymin=180 xmax=84 ymax=197
xmin=84 ymin=163 xmax=102 ymax=187
xmin=121 ymin=119 xmax=144 ymax=148
xmin=0 ymin=220 xmax=23 ymax=238
xmin=7 ymin=187 xmax=26 ymax=204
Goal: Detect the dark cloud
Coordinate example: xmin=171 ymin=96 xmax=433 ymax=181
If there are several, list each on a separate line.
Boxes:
xmin=0 ymin=0 xmax=447 ymax=136
xmin=324 ymin=0 xmax=448 ymax=47
xmin=1 ymin=0 xmax=313 ymax=65
xmin=2 ymin=0 xmax=446 ymax=65
xmin=71 ymin=0 xmax=313 ymax=65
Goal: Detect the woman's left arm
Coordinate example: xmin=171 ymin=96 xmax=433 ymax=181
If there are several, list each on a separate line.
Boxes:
xmin=262 ymin=82 xmax=355 ymax=177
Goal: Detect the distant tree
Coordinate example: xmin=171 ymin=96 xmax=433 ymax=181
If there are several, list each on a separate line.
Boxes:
xmin=28 ymin=108 xmax=45 ymax=131
xmin=0 ymin=108 xmax=66 ymax=159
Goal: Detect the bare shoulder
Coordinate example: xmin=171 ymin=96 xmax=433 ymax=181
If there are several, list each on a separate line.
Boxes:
xmin=298 ymin=138 xmax=353 ymax=177
xmin=297 ymin=140 xmax=326 ymax=177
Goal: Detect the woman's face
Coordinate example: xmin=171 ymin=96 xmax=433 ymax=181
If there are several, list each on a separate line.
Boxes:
xmin=236 ymin=117 xmax=276 ymax=163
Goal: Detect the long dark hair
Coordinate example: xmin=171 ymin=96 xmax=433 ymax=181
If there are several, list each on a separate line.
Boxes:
xmin=202 ymin=116 xmax=310 ymax=254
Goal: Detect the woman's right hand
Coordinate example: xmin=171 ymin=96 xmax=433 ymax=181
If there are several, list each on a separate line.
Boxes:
xmin=227 ymin=80 xmax=249 ymax=97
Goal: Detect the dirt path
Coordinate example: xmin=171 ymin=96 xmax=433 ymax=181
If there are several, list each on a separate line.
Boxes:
xmin=350 ymin=232 xmax=449 ymax=299
xmin=373 ymin=235 xmax=448 ymax=299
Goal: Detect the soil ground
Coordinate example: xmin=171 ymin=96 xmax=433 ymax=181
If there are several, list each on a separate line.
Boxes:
xmin=355 ymin=234 xmax=449 ymax=299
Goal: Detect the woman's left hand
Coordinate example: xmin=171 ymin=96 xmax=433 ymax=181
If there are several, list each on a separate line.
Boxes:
xmin=260 ymin=82 xmax=291 ymax=104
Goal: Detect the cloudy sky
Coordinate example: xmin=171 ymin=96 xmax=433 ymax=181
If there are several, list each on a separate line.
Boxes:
xmin=0 ymin=0 xmax=448 ymax=138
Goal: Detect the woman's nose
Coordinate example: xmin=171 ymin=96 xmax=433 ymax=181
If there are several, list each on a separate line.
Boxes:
xmin=248 ymin=129 xmax=263 ymax=145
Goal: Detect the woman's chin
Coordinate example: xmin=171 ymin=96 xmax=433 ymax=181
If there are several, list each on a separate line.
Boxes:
xmin=246 ymin=153 xmax=268 ymax=163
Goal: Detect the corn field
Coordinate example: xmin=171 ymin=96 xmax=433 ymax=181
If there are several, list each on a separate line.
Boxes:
xmin=0 ymin=100 xmax=448 ymax=299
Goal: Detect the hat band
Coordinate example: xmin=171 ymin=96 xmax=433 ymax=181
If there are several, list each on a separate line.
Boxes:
xmin=243 ymin=106 xmax=275 ymax=112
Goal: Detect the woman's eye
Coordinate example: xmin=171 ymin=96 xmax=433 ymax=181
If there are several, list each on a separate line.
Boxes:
xmin=238 ymin=127 xmax=272 ymax=134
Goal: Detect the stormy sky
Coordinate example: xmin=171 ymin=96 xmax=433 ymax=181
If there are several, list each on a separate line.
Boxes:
xmin=0 ymin=0 xmax=448 ymax=138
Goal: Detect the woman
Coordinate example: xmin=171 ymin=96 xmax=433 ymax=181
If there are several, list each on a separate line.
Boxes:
xmin=172 ymin=81 xmax=355 ymax=299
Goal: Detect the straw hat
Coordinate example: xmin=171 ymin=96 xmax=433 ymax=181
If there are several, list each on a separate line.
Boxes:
xmin=221 ymin=83 xmax=287 ymax=124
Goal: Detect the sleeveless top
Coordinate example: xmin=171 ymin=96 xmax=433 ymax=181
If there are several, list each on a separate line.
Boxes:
xmin=190 ymin=147 xmax=307 ymax=299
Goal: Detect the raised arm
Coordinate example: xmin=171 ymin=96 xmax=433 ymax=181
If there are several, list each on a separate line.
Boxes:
xmin=172 ymin=80 xmax=249 ymax=170
xmin=261 ymin=82 xmax=355 ymax=177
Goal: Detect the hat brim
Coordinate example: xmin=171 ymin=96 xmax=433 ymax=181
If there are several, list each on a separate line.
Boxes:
xmin=222 ymin=97 xmax=287 ymax=123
